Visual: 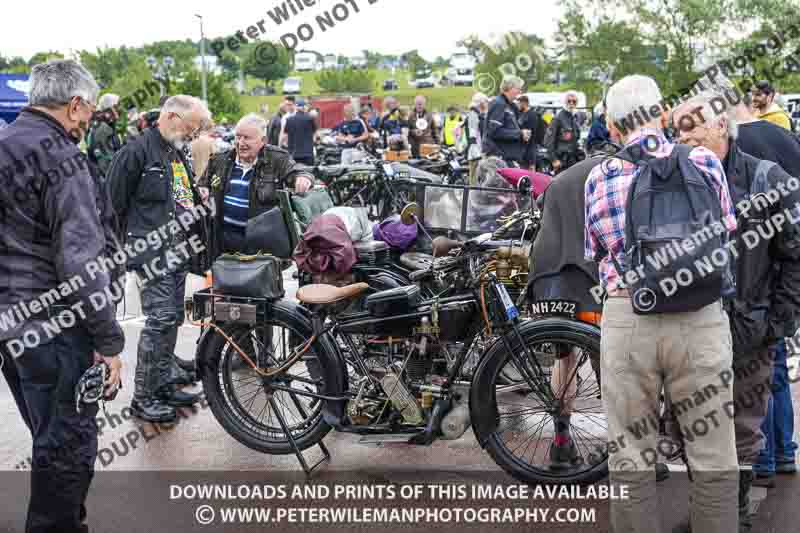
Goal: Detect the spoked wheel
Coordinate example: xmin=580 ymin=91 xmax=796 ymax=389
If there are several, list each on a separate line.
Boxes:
xmin=471 ymin=318 xmax=607 ymax=485
xmin=201 ymin=312 xmax=331 ymax=454
xmin=327 ymin=175 xmax=376 ymax=216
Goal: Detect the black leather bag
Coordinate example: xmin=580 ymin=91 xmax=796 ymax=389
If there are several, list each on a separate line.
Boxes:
xmin=246 ymin=206 xmax=292 ymax=258
xmin=211 ymin=253 xmax=285 ymax=299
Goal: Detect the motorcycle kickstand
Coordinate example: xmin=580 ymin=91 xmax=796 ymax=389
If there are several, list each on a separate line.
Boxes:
xmin=268 ymin=396 xmax=331 ymax=477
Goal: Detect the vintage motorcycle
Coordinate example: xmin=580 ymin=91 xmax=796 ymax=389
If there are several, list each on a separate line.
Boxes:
xmin=190 ymin=240 xmax=607 ymax=486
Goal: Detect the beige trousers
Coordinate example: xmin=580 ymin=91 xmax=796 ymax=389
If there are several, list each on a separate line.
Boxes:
xmin=601 ymin=298 xmax=739 ymax=533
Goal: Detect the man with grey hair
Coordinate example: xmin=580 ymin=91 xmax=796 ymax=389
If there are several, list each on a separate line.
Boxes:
xmin=585 ymin=74 xmax=739 ymax=533
xmin=109 ymin=94 xmax=210 ymax=422
xmin=87 ymin=92 xmax=122 ymax=175
xmin=672 ymin=87 xmax=800 ymax=532
xmin=0 ymin=59 xmax=124 ymax=532
xmin=698 ymin=74 xmax=800 ymax=491
xmin=483 ymin=75 xmax=527 ymax=163
xmin=200 ymin=111 xmax=313 ymax=259
xmin=546 ymin=90 xmax=582 ymax=173
xmin=378 ymin=95 xmax=403 ymax=148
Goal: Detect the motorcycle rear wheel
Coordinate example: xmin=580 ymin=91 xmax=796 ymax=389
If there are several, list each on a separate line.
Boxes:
xmin=201 ymin=313 xmax=331 ymax=455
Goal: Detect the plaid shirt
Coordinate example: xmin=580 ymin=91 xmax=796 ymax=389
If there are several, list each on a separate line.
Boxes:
xmin=584 ymin=129 xmax=737 ymax=293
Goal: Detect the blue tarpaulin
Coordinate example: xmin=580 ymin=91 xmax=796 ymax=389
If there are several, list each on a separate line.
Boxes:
xmin=0 ymin=74 xmax=30 ymax=124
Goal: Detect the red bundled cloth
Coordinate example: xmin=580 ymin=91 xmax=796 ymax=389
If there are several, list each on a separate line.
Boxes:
xmin=293 ymin=214 xmax=357 ymax=275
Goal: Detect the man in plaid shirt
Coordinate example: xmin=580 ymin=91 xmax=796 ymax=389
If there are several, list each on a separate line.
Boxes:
xmin=584 ymin=75 xmax=739 ymax=533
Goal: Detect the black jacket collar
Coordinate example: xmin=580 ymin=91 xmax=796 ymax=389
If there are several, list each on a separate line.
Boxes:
xmin=19 ymin=106 xmax=79 ymax=145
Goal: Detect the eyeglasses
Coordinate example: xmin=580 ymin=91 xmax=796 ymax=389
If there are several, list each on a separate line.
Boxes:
xmin=174 ymin=112 xmax=202 ymax=141
xmin=567 ymin=99 xmax=578 ymax=104
xmin=77 ymin=97 xmax=97 ymax=114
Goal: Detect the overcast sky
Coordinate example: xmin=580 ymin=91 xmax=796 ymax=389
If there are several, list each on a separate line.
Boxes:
xmin=2 ymin=0 xmax=563 ymax=60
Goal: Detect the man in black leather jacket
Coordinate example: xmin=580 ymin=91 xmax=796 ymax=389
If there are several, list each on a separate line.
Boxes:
xmin=546 ymin=91 xmax=582 ymax=173
xmin=198 ymin=113 xmax=313 ymax=261
xmin=0 ymin=59 xmax=124 ymax=533
xmin=109 ymin=95 xmax=209 ymax=422
xmin=674 ymin=92 xmax=800 ymax=533
xmin=483 ymin=75 xmax=527 ymax=163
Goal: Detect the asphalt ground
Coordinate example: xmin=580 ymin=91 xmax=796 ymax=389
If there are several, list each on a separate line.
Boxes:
xmin=0 ymin=269 xmax=798 ymax=532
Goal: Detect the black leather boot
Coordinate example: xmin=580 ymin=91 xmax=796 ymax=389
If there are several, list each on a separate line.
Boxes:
xmin=133 ymin=343 xmax=178 ymax=422
xmin=739 ymin=469 xmax=754 ymax=533
xmin=168 ymin=354 xmax=197 ymax=385
xmin=157 ymin=385 xmax=203 ymax=407
xmin=130 ymin=398 xmax=177 ymax=423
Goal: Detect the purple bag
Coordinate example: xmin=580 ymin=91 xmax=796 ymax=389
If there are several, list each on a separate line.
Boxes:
xmin=373 ymin=215 xmax=418 ymax=251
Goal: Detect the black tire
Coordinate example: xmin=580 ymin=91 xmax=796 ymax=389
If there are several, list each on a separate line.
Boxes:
xmin=201 ymin=306 xmax=332 ymax=455
xmin=470 ymin=318 xmax=607 ymax=486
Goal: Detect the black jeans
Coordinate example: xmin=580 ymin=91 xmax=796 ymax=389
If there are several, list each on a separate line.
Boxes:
xmin=2 ymin=327 xmax=97 ymax=533
xmin=135 ymin=265 xmax=188 ymax=401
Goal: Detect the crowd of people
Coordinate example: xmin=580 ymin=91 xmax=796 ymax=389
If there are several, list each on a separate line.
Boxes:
xmin=1 ymin=57 xmax=800 ymax=533
xmin=531 ymin=71 xmax=800 ymax=533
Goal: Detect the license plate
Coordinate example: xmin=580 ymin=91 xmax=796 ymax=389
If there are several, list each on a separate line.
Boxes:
xmin=496 ymin=283 xmax=519 ymax=320
xmin=215 ymin=302 xmax=257 ymax=324
xmin=450 ymin=160 xmax=461 ymax=170
xmin=530 ymin=299 xmax=577 ymax=317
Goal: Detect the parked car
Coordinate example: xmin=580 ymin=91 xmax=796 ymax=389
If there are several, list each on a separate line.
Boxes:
xmin=283 ymin=77 xmax=302 ymax=95
xmin=383 ymin=79 xmax=399 ymax=91
xmin=414 ymin=69 xmax=436 ymax=89
xmin=250 ymin=85 xmax=275 ymax=96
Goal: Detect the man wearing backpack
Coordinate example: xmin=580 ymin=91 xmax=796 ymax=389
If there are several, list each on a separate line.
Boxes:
xmin=585 ymin=75 xmax=739 ymax=533
xmin=672 ymin=90 xmax=800 ymax=533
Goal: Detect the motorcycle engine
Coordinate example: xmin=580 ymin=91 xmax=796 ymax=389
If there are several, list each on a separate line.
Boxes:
xmin=349 ymin=316 xmax=450 ymax=426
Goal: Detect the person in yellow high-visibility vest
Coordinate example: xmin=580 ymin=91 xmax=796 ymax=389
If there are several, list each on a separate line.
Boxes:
xmin=441 ymin=106 xmax=464 ymax=147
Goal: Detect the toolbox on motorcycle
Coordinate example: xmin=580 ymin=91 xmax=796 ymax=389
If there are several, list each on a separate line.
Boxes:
xmin=384 ymin=150 xmax=410 ymax=162
xmin=211 ymin=253 xmax=285 ymax=299
xmin=353 ymin=240 xmax=391 ymax=266
xmin=365 ymin=285 xmax=422 ymax=317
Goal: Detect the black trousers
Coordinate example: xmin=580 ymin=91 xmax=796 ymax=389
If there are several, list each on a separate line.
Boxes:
xmin=2 ymin=327 xmax=97 ymax=533
xmin=134 ymin=266 xmax=188 ymax=401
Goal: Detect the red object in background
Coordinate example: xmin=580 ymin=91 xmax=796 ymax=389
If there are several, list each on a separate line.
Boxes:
xmin=311 ymin=96 xmax=383 ymax=129
xmin=496 ymin=168 xmax=552 ymax=199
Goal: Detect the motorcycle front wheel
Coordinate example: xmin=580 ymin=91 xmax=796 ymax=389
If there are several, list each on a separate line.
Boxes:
xmin=470 ymin=318 xmax=607 ymax=485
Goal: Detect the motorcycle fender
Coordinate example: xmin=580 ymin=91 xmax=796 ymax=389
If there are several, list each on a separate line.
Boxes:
xmin=287 ymin=301 xmax=350 ymax=425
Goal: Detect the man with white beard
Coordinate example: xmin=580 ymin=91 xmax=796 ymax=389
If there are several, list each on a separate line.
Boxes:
xmin=108 ymin=95 xmax=209 ymax=422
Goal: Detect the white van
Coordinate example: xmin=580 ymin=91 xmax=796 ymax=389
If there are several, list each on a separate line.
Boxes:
xmin=295 ymin=52 xmax=317 ymax=72
xmin=283 ymin=77 xmax=302 ymax=95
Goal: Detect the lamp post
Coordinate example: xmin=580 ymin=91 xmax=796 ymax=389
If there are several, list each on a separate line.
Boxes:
xmin=195 ymin=14 xmax=208 ymax=104
xmin=146 ymin=55 xmax=174 ymax=99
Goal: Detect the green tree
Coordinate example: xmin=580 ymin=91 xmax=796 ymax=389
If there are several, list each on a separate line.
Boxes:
xmin=401 ymin=50 xmax=429 ymax=74
xmin=555 ymin=1 xmax=663 ymax=100
xmin=176 ymin=69 xmax=241 ymax=120
xmin=80 ymin=46 xmax=145 ymax=89
xmin=103 ymin=58 xmax=162 ymax=112
xmin=140 ymin=40 xmax=200 ymax=77
xmin=469 ymin=32 xmax=550 ymax=88
xmin=611 ymin=0 xmax=800 ymax=93
xmin=316 ymin=68 xmax=375 ymax=93
xmin=242 ymin=41 xmax=291 ymax=90
xmin=27 ymin=51 xmax=64 ymax=66
xmin=0 ymin=55 xmax=28 ymax=74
